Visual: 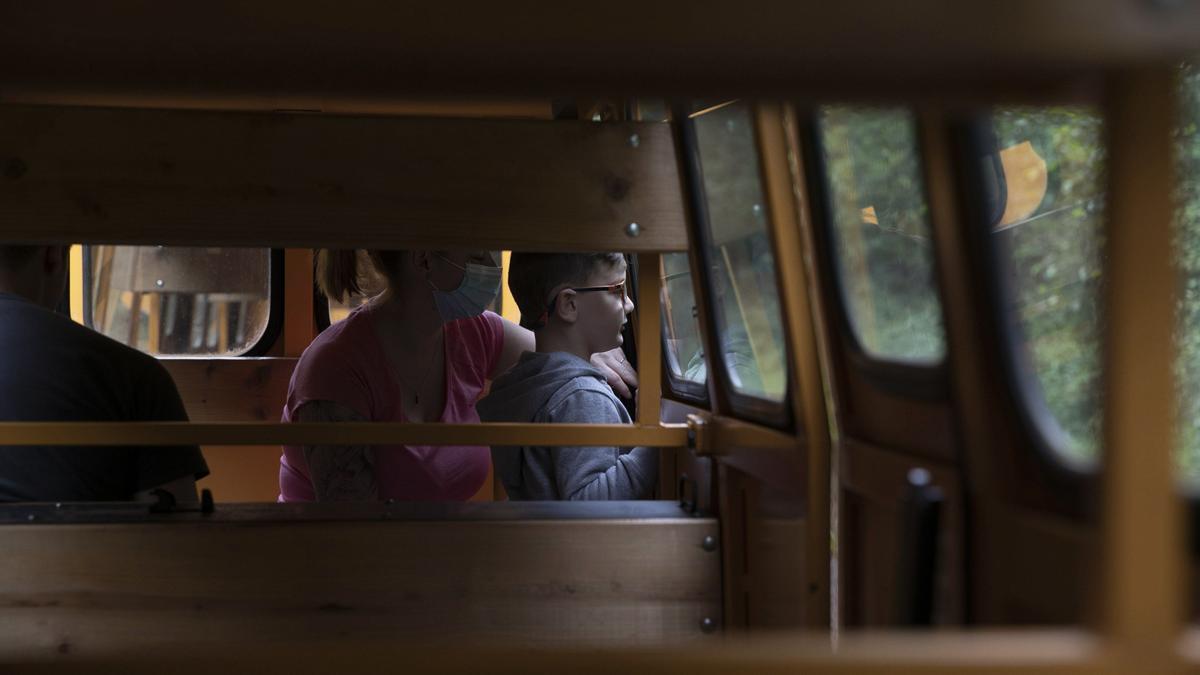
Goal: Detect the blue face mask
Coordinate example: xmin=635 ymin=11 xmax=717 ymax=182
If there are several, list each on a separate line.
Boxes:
xmin=429 ymin=255 xmax=502 ymax=322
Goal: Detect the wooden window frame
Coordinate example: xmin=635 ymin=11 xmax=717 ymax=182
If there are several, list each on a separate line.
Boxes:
xmin=800 ymin=108 xmax=950 ymax=401
xmin=674 ymin=100 xmax=794 ymax=430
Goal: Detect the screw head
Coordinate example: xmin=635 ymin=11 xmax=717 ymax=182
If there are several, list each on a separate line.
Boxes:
xmin=907 ymin=467 xmax=932 ymax=487
xmin=700 ymin=617 xmax=717 ymax=633
xmin=625 ymin=222 xmax=641 ymax=238
xmin=155 ymin=279 xmax=165 ymax=288
xmin=26 ymin=514 xmax=35 ymax=522
xmin=627 ymin=133 xmax=641 ymax=148
xmin=702 ymin=535 xmax=718 ymax=552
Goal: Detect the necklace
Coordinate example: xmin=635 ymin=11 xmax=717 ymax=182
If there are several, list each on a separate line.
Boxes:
xmin=393 ymin=331 xmax=443 ymax=406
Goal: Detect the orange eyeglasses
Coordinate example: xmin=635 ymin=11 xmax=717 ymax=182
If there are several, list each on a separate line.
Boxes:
xmin=566 ymin=283 xmax=629 ymax=298
xmin=535 ymin=283 xmax=630 ymax=326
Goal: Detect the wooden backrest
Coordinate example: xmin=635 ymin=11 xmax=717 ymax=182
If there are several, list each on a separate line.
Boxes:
xmin=0 ymin=502 xmax=720 ymax=658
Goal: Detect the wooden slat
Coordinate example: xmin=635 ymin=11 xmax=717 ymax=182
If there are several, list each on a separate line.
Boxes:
xmin=0 ymin=105 xmax=687 ymax=252
xmin=1 ymin=2 xmax=1198 ymax=102
xmin=1100 ymin=68 xmax=1183 ymax=648
xmin=1 ymin=630 xmax=1142 ymax=674
xmin=0 ymin=510 xmax=720 ymax=656
xmin=637 ymin=253 xmax=664 ymax=424
xmin=0 ymin=499 xmax=707 ymax=524
xmin=0 ymin=421 xmax=689 ymax=447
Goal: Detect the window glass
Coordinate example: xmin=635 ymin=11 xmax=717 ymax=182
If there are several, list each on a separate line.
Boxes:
xmin=691 ymin=101 xmax=787 ymax=403
xmin=81 ymin=246 xmax=272 ymax=356
xmin=817 ymin=106 xmax=945 ymax=363
xmin=661 ymin=252 xmax=706 ymax=388
xmin=990 ymin=107 xmax=1106 ymax=466
xmin=1175 ymin=63 xmax=1200 ymax=483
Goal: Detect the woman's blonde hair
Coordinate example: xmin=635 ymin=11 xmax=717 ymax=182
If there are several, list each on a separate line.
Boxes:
xmin=315 ymin=249 xmax=405 ymax=303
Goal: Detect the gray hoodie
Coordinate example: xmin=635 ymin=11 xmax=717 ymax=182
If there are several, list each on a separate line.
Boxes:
xmin=477 ymin=351 xmax=657 ymax=500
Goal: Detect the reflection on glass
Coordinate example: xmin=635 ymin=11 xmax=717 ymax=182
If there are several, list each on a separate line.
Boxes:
xmin=991 ymin=107 xmax=1105 ymax=466
xmin=818 ymin=106 xmax=945 ymax=363
xmin=692 ymin=101 xmax=787 ymax=402
xmin=661 ymin=252 xmax=707 ymax=386
xmin=81 ymin=246 xmax=272 ymax=356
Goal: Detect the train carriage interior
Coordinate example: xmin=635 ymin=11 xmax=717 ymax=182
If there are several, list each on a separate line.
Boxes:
xmin=3 ymin=2 xmax=1200 ymax=673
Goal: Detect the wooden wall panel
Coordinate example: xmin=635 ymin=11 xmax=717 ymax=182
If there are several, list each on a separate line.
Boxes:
xmin=840 ymin=440 xmax=963 ymax=626
xmin=972 ymin=502 xmax=1098 ymax=625
xmin=161 ymin=359 xmax=294 ymax=501
xmin=162 ymin=359 xmax=295 ymax=423
xmin=0 ymin=510 xmax=721 ymax=658
xmin=194 ymin=446 xmax=283 ymax=502
xmin=0 ymin=105 xmax=687 ymax=252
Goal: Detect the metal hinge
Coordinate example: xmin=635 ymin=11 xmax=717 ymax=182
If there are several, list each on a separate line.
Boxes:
xmin=686 ymin=413 xmax=712 ymax=455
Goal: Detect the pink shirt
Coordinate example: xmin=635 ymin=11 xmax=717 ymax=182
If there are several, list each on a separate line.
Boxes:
xmin=278 ymin=306 xmax=505 ymax=502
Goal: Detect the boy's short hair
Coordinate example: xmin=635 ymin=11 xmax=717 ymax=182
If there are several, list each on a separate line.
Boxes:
xmin=509 ymin=252 xmax=625 ymax=330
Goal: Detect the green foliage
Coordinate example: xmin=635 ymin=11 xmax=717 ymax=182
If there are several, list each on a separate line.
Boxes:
xmin=688 ymin=103 xmax=787 ymax=401
xmin=821 ymin=73 xmax=1200 ymax=479
xmin=992 ymin=106 xmax=1106 ymax=464
xmin=819 ymin=107 xmax=945 ymax=362
xmin=989 ymin=67 xmax=1200 ymax=479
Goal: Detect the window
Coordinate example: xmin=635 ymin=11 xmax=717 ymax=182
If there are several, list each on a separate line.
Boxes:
xmin=988 ymin=107 xmax=1106 ymax=467
xmin=816 ymin=106 xmax=945 ymax=364
xmin=988 ymin=69 xmax=1200 ymax=479
xmin=661 ymin=251 xmax=707 ymax=397
xmin=77 ymin=246 xmax=275 ymax=356
xmin=688 ymin=101 xmax=788 ymax=406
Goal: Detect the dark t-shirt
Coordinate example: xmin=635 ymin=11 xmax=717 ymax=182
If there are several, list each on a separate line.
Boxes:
xmin=0 ymin=293 xmax=208 ymax=501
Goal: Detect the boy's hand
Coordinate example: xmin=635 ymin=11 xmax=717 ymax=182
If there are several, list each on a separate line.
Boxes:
xmin=592 ymin=349 xmax=638 ymax=399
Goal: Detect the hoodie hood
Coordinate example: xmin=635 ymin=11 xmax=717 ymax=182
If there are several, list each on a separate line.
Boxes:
xmin=478 ymin=351 xmax=612 ymax=499
xmin=477 ymin=351 xmax=605 ymax=424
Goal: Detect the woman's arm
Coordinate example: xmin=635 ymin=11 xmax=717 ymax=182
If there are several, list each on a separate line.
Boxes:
xmin=493 ymin=317 xmax=638 ymax=397
xmin=295 ymin=400 xmax=378 ymax=501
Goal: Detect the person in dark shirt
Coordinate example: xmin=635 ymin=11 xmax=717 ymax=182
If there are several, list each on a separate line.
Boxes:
xmin=0 ymin=245 xmax=208 ymax=502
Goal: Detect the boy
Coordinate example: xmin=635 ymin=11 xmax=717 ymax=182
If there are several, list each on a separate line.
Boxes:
xmin=477 ymin=252 xmax=657 ymax=500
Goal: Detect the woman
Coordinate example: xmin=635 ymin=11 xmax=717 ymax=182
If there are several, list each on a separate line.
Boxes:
xmin=279 ymin=249 xmax=636 ymax=501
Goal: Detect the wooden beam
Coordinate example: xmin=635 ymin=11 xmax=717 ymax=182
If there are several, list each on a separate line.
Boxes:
xmin=754 ymin=102 xmax=832 ymax=628
xmin=0 ymin=421 xmax=689 ymax=447
xmin=0 ymin=105 xmax=687 ymax=252
xmin=1 ymin=2 xmax=1198 ymax=102
xmin=637 ymin=253 xmax=664 ymax=424
xmin=1099 ymin=67 xmax=1183 ymax=650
